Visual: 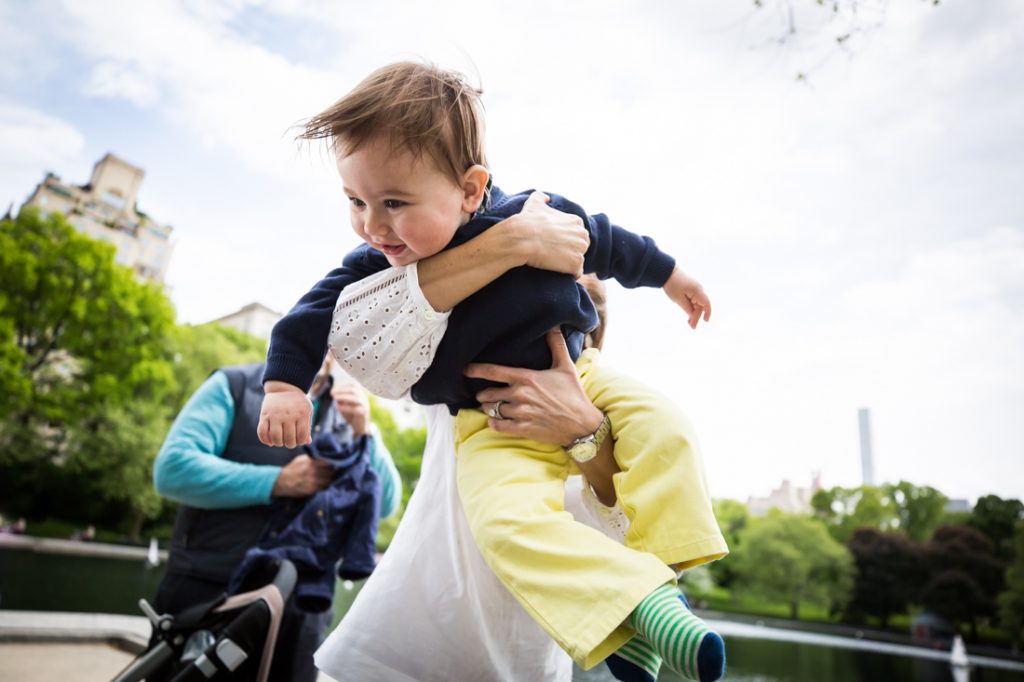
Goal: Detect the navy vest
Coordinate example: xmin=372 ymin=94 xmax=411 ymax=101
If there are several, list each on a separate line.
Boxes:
xmin=165 ymin=363 xmax=348 ymax=583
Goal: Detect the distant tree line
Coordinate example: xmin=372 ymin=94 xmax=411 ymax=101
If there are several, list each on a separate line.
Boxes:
xmin=696 ymin=486 xmax=1024 ymax=650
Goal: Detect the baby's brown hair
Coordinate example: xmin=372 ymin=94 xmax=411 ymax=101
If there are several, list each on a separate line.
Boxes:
xmin=300 ymin=61 xmax=487 ymax=185
xmin=580 ymin=275 xmax=608 ymax=351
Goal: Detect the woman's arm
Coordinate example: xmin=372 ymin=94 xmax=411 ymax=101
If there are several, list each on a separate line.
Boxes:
xmin=417 ymin=191 xmax=589 ymax=312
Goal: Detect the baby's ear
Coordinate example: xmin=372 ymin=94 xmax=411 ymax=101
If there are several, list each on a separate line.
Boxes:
xmin=461 ymin=165 xmax=490 ymax=213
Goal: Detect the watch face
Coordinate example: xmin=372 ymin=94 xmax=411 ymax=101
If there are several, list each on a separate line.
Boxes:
xmin=570 ymin=441 xmax=599 ymax=463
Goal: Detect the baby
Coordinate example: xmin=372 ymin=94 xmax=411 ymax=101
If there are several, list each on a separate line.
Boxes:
xmin=260 ymin=62 xmax=728 ymax=681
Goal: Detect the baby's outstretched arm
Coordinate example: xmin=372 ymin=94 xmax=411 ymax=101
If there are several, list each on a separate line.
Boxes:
xmin=258 ymin=381 xmax=313 ymax=448
xmin=663 ymin=266 xmax=712 ymax=329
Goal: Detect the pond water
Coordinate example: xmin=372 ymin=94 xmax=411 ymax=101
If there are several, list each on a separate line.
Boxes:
xmin=3 ymin=547 xmax=1023 ymax=682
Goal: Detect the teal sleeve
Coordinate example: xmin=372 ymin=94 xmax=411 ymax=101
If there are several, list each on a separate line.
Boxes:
xmin=368 ymin=428 xmax=402 ymax=518
xmin=153 ymin=371 xmax=281 ymax=509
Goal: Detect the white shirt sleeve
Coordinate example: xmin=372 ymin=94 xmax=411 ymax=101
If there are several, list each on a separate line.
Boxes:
xmin=327 ymin=262 xmax=450 ymax=400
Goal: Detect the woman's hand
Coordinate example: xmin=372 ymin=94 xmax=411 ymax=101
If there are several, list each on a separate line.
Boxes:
xmin=331 ymin=384 xmax=370 ymax=437
xmin=466 ymin=329 xmax=619 ymax=505
xmin=465 ymin=329 xmax=603 ymax=445
xmin=505 ymin=192 xmax=589 ymax=278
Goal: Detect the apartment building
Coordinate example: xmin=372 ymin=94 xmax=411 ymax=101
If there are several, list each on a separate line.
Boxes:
xmin=23 ymin=153 xmax=174 ymax=283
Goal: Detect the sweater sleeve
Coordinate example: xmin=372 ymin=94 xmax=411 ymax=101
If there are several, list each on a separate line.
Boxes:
xmin=548 ymin=194 xmax=676 ymax=289
xmin=152 ymin=372 xmax=282 ymax=509
xmin=264 ymin=245 xmax=391 ymax=391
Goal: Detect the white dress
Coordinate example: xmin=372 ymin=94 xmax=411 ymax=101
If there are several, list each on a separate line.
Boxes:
xmin=315 ymin=264 xmax=627 ymax=682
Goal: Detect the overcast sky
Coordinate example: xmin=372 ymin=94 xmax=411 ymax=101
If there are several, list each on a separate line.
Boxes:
xmin=2 ymin=0 xmax=1021 ymax=504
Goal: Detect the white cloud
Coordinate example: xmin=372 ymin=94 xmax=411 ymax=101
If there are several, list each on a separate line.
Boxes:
xmin=83 ymin=61 xmax=161 ymax=107
xmin=0 ymin=105 xmax=85 ymax=209
xmin=0 ymin=104 xmax=85 ymax=163
xmin=57 ymin=0 xmax=338 ymax=182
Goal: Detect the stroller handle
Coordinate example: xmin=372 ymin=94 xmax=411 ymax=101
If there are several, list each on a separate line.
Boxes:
xmin=270 ymin=558 xmax=297 ymax=602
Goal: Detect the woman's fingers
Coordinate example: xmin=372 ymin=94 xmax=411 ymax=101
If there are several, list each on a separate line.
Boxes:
xmin=523 ymin=190 xmax=551 ymax=207
xmin=465 ymin=361 xmax=529 ymax=385
xmin=545 ymin=329 xmax=574 ymax=370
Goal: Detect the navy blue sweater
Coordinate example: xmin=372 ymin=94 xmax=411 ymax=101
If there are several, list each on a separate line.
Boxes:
xmin=264 ymin=186 xmax=676 ymax=413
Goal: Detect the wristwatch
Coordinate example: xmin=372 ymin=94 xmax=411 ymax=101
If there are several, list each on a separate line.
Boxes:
xmin=565 ymin=412 xmax=612 ymax=464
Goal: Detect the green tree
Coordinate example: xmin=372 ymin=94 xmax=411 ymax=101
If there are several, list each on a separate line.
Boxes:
xmin=710 ymin=498 xmax=749 ymax=588
xmin=845 ymin=528 xmax=925 ymax=628
xmin=165 ymin=322 xmax=267 ymax=411
xmin=368 ymin=397 xmax=426 ymax=550
xmin=884 ymin=480 xmax=948 ymax=542
xmin=64 ymin=402 xmax=170 ymax=539
xmin=969 ymin=495 xmax=1024 ymax=561
xmin=732 ymin=513 xmax=854 ymax=619
xmin=0 ymin=208 xmax=176 ymax=535
xmin=812 ymin=485 xmax=898 ymax=543
xmin=998 ymin=521 xmax=1024 ymax=651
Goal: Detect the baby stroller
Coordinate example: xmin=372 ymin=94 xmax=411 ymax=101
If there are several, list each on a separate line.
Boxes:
xmin=111 ymin=558 xmax=297 ymax=682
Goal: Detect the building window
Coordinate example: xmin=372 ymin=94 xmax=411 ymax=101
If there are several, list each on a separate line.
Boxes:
xmin=102 ymin=190 xmax=125 ymax=211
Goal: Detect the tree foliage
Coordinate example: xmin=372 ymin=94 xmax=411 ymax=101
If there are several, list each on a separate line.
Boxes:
xmin=166 ymin=322 xmax=266 ymax=412
xmin=922 ymin=524 xmax=1006 ymax=637
xmin=884 ymin=481 xmax=948 ymax=542
xmin=732 ymin=513 xmax=854 ymax=619
xmin=368 ymin=396 xmax=426 ymax=550
xmin=710 ymin=498 xmax=749 ymax=588
xmin=811 ymin=481 xmax=947 ymax=543
xmin=812 ymin=485 xmax=898 ymax=543
xmin=0 ymin=208 xmax=272 ymax=539
xmin=920 ymin=570 xmax=990 ymax=632
xmin=0 ymin=208 xmax=177 ymax=536
xmin=969 ymin=495 xmax=1024 ymax=561
xmin=998 ymin=521 xmax=1024 ymax=650
xmin=845 ymin=528 xmax=925 ymax=627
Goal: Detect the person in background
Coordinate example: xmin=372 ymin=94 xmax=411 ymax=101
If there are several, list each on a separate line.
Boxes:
xmin=152 ymin=355 xmax=401 ymax=682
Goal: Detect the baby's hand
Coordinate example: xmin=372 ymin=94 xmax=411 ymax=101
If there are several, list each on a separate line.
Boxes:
xmin=663 ymin=267 xmax=712 ymax=329
xmin=257 ymin=382 xmax=313 ymax=448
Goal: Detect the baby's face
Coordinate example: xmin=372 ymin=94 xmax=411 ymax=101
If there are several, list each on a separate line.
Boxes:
xmin=337 ymin=137 xmax=470 ymax=267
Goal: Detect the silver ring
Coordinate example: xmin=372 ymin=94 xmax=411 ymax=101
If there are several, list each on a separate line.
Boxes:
xmin=488 ymin=399 xmax=507 ymax=420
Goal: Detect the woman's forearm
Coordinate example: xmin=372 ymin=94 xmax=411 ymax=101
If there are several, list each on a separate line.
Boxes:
xmin=575 ymin=437 xmax=619 ymax=507
xmin=417 ymin=191 xmax=590 ymax=312
xmin=417 ymin=221 xmax=524 ymax=312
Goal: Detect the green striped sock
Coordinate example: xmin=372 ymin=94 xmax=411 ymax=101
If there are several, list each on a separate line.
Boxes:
xmin=615 ymin=635 xmax=661 ymax=679
xmin=629 ymin=584 xmax=720 ymax=681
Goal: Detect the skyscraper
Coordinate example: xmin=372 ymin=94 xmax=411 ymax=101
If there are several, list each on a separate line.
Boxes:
xmin=858 ymin=407 xmax=875 ymax=486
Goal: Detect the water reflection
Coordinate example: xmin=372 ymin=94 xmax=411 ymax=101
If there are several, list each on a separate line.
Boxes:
xmin=571 ymin=635 xmax=1024 ymax=682
xmin=674 ymin=637 xmax=1021 ymax=682
xmin=0 ymin=548 xmax=165 ymax=614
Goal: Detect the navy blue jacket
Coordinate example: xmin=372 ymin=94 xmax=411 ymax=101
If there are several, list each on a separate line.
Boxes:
xmin=226 ymin=429 xmax=380 ymax=613
xmin=264 ymin=186 xmax=676 ymax=412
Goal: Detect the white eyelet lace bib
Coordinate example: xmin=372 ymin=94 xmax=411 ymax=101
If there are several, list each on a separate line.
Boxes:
xmin=327 ymin=262 xmax=450 ymax=399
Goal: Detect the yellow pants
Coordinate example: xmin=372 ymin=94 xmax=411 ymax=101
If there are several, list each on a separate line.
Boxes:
xmin=454 ymin=349 xmax=728 ymax=669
